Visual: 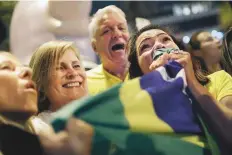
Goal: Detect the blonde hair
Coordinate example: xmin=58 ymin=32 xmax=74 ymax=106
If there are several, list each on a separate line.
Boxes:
xmin=88 ymin=5 xmax=126 ymax=41
xmin=29 ymin=41 xmax=81 ymax=111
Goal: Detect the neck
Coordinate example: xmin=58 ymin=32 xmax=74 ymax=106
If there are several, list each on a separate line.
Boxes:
xmin=49 ymin=104 xmax=60 ymax=112
xmin=204 ymin=58 xmax=221 ymax=73
xmin=103 ymin=61 xmax=129 ymax=80
xmin=0 ymin=112 xmax=30 ymax=126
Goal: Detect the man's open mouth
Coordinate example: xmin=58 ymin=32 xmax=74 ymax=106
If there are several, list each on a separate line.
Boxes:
xmin=111 ymin=43 xmax=125 ymax=52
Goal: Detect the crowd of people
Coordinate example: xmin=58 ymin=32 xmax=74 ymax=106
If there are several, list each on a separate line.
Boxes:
xmin=1 ymin=4 xmax=232 ymax=155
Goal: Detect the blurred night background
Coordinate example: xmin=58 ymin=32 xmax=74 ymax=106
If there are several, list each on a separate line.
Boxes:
xmin=1 ymin=1 xmax=232 ymax=64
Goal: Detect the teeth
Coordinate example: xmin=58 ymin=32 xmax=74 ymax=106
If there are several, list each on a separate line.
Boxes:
xmin=66 ymin=82 xmax=80 ymax=88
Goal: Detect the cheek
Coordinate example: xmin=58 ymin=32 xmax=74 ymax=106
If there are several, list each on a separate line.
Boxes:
xmin=48 ymin=74 xmax=62 ymax=92
xmin=101 ymin=35 xmax=111 ymax=43
xmin=123 ymin=33 xmax=129 ymax=41
xmin=81 ymin=70 xmax=87 ymax=80
xmin=97 ymin=39 xmax=109 ymax=51
xmin=167 ymin=42 xmax=179 ymax=49
xmin=0 ymin=74 xmax=18 ymax=92
xmin=0 ymin=75 xmax=19 ymax=109
xmin=138 ymin=52 xmax=152 ymax=73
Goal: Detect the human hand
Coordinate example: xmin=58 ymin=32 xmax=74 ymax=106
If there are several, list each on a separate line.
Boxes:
xmin=38 ymin=118 xmax=93 ymax=155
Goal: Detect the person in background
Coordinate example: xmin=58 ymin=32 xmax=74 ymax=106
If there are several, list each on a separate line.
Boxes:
xmin=87 ymin=5 xmax=130 ymax=95
xmin=29 ymin=41 xmax=88 ymax=123
xmin=188 ymin=30 xmax=222 ymax=75
xmin=0 ymin=52 xmax=39 ymax=133
xmin=128 ymin=24 xmax=232 ymax=151
xmin=0 ymin=52 xmax=50 ymax=155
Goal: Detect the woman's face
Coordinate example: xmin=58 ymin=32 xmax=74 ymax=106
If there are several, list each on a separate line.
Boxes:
xmin=47 ymin=50 xmax=88 ymax=111
xmin=197 ymin=32 xmax=222 ymax=63
xmin=0 ymin=54 xmax=38 ymax=115
xmin=136 ymin=29 xmax=179 ymax=74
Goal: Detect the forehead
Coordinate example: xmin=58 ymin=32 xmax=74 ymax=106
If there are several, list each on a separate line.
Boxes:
xmin=59 ymin=50 xmax=80 ymax=62
xmin=197 ymin=32 xmax=212 ymax=41
xmin=136 ymin=29 xmax=168 ymax=46
xmin=0 ymin=54 xmax=21 ymax=66
xmin=98 ymin=12 xmax=126 ymax=28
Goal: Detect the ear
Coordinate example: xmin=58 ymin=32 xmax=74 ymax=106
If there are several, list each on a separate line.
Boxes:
xmin=91 ymin=39 xmax=98 ymax=54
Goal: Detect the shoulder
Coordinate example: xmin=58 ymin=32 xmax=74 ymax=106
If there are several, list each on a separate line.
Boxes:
xmin=207 ymin=70 xmax=231 ymax=81
xmin=87 ymin=64 xmax=105 ymax=79
xmin=207 ymin=70 xmax=232 ymax=101
xmin=29 ymin=116 xmax=54 ymax=135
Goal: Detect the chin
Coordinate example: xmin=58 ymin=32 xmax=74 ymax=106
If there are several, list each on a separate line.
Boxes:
xmin=23 ymin=106 xmax=38 ymax=116
xmin=69 ymin=94 xmax=84 ymax=101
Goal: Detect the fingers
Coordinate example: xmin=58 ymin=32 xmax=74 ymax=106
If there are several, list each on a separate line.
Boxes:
xmin=149 ymin=53 xmax=170 ymax=71
xmin=169 ymin=51 xmax=191 ymax=67
xmin=67 ymin=118 xmax=93 ymax=155
xmin=39 ymin=118 xmax=93 ymax=155
xmin=149 ymin=50 xmax=191 ymax=71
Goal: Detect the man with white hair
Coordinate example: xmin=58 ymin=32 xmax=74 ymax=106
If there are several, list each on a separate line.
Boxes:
xmin=87 ymin=5 xmax=130 ymax=95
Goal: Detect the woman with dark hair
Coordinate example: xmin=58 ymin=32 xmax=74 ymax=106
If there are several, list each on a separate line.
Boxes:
xmin=128 ymin=25 xmax=209 ymax=85
xmin=221 ymin=28 xmax=232 ymax=76
xmin=188 ymin=30 xmax=222 ymax=75
xmin=127 ymin=24 xmax=232 ymax=153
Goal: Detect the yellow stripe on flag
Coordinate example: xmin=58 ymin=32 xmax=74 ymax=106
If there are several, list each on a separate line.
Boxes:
xmin=119 ymin=78 xmax=174 ymax=133
xmin=120 ymin=78 xmax=206 ymax=147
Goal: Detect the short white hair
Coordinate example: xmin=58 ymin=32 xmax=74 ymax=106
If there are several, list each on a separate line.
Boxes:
xmin=88 ymin=5 xmax=126 ymax=41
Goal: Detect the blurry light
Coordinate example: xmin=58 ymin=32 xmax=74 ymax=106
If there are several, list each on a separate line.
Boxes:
xmin=215 ymin=32 xmax=224 ymax=40
xmin=173 ymin=6 xmax=183 ymax=16
xmin=38 ymin=0 xmax=48 ymax=8
xmin=183 ymin=7 xmax=191 ymax=16
xmin=191 ymin=5 xmax=199 ymax=14
xmin=183 ymin=36 xmax=190 ymax=44
xmin=211 ymin=30 xmax=217 ymax=37
xmin=49 ymin=17 xmax=62 ymax=28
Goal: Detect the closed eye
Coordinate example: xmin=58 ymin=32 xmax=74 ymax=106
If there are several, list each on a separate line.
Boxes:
xmin=56 ymin=66 xmax=65 ymax=70
xmin=141 ymin=44 xmax=152 ymax=52
xmin=163 ymin=36 xmax=171 ymax=42
xmin=73 ymin=64 xmax=80 ymax=69
xmin=0 ymin=65 xmax=12 ymax=70
xmin=102 ymin=28 xmax=110 ymax=35
xmin=0 ymin=62 xmax=15 ymax=71
xmin=119 ymin=26 xmax=126 ymax=31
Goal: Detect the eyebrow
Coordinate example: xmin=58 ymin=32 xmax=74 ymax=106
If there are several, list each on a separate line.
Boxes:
xmin=0 ymin=60 xmax=17 ymax=66
xmin=138 ymin=33 xmax=167 ymax=51
xmin=100 ymin=22 xmax=126 ymax=30
xmin=58 ymin=60 xmax=80 ymax=65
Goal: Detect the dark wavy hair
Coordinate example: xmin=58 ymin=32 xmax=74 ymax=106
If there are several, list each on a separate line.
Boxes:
xmin=221 ymin=28 xmax=232 ymax=76
xmin=127 ymin=24 xmax=209 ymax=85
xmin=188 ymin=31 xmax=210 ymax=75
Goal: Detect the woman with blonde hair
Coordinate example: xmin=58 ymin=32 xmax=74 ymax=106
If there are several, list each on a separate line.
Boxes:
xmin=29 ymin=41 xmax=88 ymax=122
xmin=0 ymin=51 xmax=92 ymax=155
xmin=0 ymin=51 xmax=39 ymax=132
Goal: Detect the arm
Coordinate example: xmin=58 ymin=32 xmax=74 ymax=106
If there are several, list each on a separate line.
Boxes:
xmin=150 ymin=51 xmax=232 ymax=147
xmin=172 ymin=52 xmax=232 ymax=151
xmin=188 ymin=80 xmax=232 ymax=141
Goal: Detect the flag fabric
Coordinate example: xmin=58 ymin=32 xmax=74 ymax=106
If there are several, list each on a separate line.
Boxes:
xmin=51 ymin=61 xmax=218 ymax=155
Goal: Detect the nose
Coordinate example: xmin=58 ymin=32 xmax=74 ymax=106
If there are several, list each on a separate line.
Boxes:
xmin=66 ymin=67 xmax=78 ymax=79
xmin=112 ymin=28 xmax=122 ymax=38
xmin=18 ymin=67 xmax=32 ymax=80
xmin=153 ymin=41 xmax=166 ymax=50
